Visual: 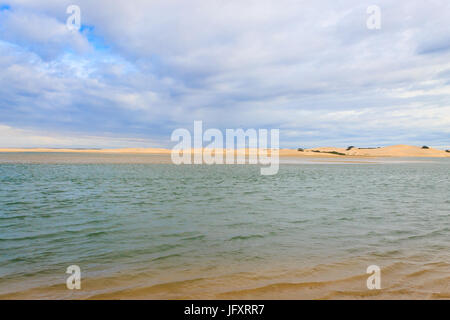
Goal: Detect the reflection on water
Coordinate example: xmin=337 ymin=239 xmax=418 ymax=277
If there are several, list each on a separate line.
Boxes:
xmin=0 ymin=152 xmax=172 ymax=164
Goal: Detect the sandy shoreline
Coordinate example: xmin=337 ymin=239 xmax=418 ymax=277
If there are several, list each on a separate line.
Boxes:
xmin=0 ymin=145 xmax=449 ymax=158
xmin=1 ymin=257 xmax=448 ymax=300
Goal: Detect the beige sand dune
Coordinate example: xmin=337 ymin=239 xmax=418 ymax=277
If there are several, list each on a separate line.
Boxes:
xmin=345 ymin=145 xmax=449 ymax=157
xmin=281 ymin=145 xmax=450 ymax=158
xmin=0 ymin=145 xmax=449 ymax=157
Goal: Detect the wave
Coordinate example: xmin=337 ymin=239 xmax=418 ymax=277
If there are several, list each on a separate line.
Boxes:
xmin=228 ymin=234 xmax=265 ymax=241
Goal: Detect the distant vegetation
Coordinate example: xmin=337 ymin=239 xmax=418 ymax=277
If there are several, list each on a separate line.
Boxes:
xmin=311 ymin=150 xmax=345 ymax=156
xmin=446 ymin=150 xmax=450 ymax=153
xmin=297 ymin=148 xmax=304 ymax=152
xmin=422 ymin=146 xmax=430 ymax=149
xmin=327 ymin=151 xmax=346 ymax=156
xmin=346 ymin=146 xmax=355 ymax=151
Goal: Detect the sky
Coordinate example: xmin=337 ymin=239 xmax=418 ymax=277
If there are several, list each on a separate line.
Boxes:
xmin=0 ymin=0 xmax=450 ymax=149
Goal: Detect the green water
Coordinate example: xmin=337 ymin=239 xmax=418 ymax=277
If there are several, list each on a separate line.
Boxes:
xmin=0 ymin=154 xmax=449 ymax=297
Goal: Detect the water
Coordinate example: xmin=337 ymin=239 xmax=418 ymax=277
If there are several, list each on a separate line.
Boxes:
xmin=0 ymin=153 xmax=449 ymax=299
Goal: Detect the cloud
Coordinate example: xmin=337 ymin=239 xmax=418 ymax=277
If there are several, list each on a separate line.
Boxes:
xmin=0 ymin=0 xmax=449 ymax=148
xmin=0 ymin=124 xmax=161 ymax=148
xmin=0 ymin=8 xmax=91 ymax=59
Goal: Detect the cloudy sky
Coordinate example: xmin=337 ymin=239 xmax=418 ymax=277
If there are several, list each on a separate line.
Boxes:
xmin=1 ymin=0 xmax=450 ymax=148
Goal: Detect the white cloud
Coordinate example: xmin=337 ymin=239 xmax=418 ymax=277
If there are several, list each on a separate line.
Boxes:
xmin=0 ymin=8 xmax=91 ymax=59
xmin=0 ymin=124 xmax=161 ymax=148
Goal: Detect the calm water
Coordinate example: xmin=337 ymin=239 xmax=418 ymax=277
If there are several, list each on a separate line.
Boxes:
xmin=0 ymin=153 xmax=449 ymax=299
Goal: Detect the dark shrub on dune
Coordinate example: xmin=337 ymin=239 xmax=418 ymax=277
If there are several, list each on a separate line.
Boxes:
xmin=346 ymin=146 xmax=355 ymax=151
xmin=310 ymin=150 xmax=345 ymax=156
xmin=422 ymin=146 xmax=430 ymax=149
xmin=446 ymin=150 xmax=450 ymax=153
xmin=297 ymin=148 xmax=304 ymax=152
xmin=327 ymin=151 xmax=346 ymax=156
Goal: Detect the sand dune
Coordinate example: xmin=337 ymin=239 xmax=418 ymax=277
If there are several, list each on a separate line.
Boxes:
xmin=0 ymin=145 xmax=449 ymax=157
xmin=280 ymin=145 xmax=450 ymax=157
xmin=345 ymin=145 xmax=450 ymax=157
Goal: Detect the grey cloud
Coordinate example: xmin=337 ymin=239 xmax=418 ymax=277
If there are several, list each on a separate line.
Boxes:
xmin=1 ymin=0 xmax=450 ymax=148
